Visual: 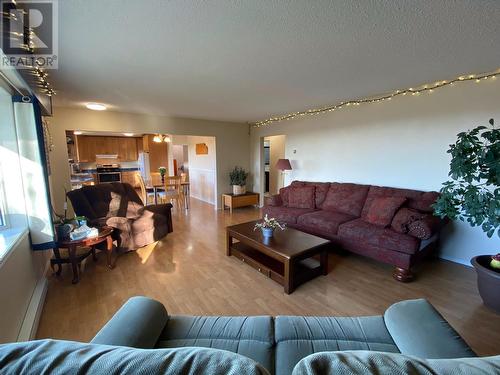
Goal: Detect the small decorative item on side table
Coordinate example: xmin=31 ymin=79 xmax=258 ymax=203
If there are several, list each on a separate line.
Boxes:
xmin=254 ymin=214 xmax=286 ymax=238
xmin=51 ymin=226 xmax=115 ymax=284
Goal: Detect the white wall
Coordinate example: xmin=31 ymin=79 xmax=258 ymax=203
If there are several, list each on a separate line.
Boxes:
xmin=172 ymin=135 xmax=216 ymax=205
xmin=0 ymin=235 xmax=47 ymax=342
xmin=48 ymin=107 xmax=250 ymax=211
xmin=250 ymin=78 xmax=500 ymax=265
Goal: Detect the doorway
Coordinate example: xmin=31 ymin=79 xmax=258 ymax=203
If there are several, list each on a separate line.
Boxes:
xmin=263 ymin=135 xmax=286 ymax=196
xmin=172 ymin=144 xmax=189 ymax=179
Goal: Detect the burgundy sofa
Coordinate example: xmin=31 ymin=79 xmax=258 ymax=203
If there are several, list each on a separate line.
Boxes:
xmin=67 ymin=183 xmax=173 ymax=251
xmin=263 ymin=181 xmax=446 ymax=281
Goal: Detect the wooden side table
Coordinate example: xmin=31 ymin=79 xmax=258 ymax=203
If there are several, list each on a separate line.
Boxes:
xmin=51 ymin=226 xmax=114 ymax=284
xmin=222 ymin=192 xmax=260 ymax=213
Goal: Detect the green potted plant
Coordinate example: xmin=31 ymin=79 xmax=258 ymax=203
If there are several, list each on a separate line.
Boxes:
xmin=229 ymin=166 xmax=249 ymax=195
xmin=433 ymin=118 xmax=500 ymax=313
xmin=158 ymin=166 xmax=167 ymax=183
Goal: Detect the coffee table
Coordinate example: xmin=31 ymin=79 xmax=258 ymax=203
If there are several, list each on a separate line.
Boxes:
xmin=226 ymin=220 xmax=331 ymax=294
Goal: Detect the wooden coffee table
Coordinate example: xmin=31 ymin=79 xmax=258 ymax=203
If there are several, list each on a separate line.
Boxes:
xmin=52 ymin=226 xmax=114 ymax=284
xmin=226 ymin=220 xmax=330 ymax=294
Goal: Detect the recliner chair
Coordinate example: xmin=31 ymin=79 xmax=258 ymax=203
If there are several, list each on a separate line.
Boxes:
xmin=67 ymin=182 xmax=173 ymax=251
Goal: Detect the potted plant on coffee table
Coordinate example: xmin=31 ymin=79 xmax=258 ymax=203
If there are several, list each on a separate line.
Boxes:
xmin=254 ymin=214 xmax=286 ymax=238
xmin=433 ymin=118 xmax=500 ymax=313
xmin=229 ymin=166 xmax=249 ymax=195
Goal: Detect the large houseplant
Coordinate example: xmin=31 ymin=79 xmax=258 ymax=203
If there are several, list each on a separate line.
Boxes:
xmin=229 ymin=166 xmax=249 ymax=195
xmin=433 ymin=118 xmax=500 ymax=313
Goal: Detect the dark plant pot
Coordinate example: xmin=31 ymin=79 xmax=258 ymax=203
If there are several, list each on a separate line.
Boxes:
xmin=471 ymin=255 xmax=500 ymax=314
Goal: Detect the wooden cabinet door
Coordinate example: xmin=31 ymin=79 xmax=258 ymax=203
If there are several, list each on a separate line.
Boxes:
xmin=125 ymin=138 xmax=138 ymax=161
xmin=116 ymin=137 xmax=138 ymax=161
xmin=148 ymin=138 xmax=168 ymax=174
xmin=76 ymin=135 xmax=96 ymax=162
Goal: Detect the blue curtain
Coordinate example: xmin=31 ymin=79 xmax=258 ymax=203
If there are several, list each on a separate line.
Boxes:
xmin=12 ymin=95 xmax=55 ymax=250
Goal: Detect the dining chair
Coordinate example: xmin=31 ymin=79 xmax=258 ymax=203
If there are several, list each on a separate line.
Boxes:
xmin=164 ymin=176 xmax=184 ymax=209
xmin=135 ymin=172 xmax=156 ymax=205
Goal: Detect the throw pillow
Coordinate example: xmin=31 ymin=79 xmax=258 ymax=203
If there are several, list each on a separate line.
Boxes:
xmin=391 ymin=207 xmax=425 ymax=233
xmin=365 ymin=196 xmax=407 ymax=227
xmin=408 ymin=216 xmax=442 ymax=239
xmin=288 ymin=186 xmax=315 ymax=209
xmin=279 ymin=187 xmax=290 ymax=206
xmin=322 ymin=183 xmax=370 ymax=216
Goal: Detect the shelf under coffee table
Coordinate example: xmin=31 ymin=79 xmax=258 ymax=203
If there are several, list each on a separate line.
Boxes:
xmin=226 ymin=220 xmax=331 ymax=294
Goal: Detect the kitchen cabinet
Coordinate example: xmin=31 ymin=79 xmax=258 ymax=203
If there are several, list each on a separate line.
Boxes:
xmin=75 ymin=136 xmax=139 ymax=162
xmin=145 ymin=135 xmax=169 ymax=174
xmin=121 ymin=171 xmax=139 ymax=188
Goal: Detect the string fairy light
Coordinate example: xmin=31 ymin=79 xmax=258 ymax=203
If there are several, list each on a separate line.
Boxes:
xmin=252 ymin=68 xmax=499 ymax=127
xmin=32 ymin=67 xmax=56 ymax=96
xmin=2 ymin=9 xmax=56 ymax=97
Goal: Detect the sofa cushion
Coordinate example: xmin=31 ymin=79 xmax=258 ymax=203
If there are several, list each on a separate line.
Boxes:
xmin=297 ymin=211 xmax=356 ymax=235
xmin=0 ymin=340 xmax=269 ymax=375
xmin=292 ymin=351 xmax=499 ymax=375
xmin=92 ymin=296 xmax=169 ymax=348
xmin=275 ymin=315 xmax=399 ymax=375
xmin=365 ymin=196 xmax=407 ymax=227
xmin=279 ymin=187 xmax=290 ymax=206
xmin=391 ymin=207 xmax=425 ymax=233
xmin=384 ymin=299 xmax=475 ymax=358
xmin=362 ymin=185 xmax=438 ymax=219
xmin=322 ymin=183 xmax=370 ymax=216
xmin=407 ymin=191 xmax=440 ymax=212
xmin=157 ymin=315 xmax=274 ymax=374
xmin=292 ymin=181 xmax=331 ymax=208
xmin=288 ymin=186 xmax=316 ymax=209
xmin=337 ymin=219 xmax=420 ymax=255
xmin=408 ymin=215 xmax=443 ymax=240
xmin=263 ymin=206 xmax=316 ymax=225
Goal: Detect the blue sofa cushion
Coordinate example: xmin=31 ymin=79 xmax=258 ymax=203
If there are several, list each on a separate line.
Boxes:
xmin=384 ymin=299 xmax=475 ymax=358
xmin=91 ymin=296 xmax=168 ymax=349
xmin=0 ymin=339 xmax=269 ymax=375
xmin=157 ymin=315 xmax=274 ymax=374
xmin=275 ymin=315 xmax=399 ymax=375
xmin=291 ymin=351 xmax=500 ymax=375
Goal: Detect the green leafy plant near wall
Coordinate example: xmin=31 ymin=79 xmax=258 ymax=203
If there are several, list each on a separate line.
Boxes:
xmin=229 ymin=166 xmax=249 ymax=187
xmin=433 ymin=119 xmax=500 ymax=238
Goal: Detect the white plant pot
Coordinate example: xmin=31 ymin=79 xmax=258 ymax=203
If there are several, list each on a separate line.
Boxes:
xmin=232 ymin=185 xmax=246 ymax=195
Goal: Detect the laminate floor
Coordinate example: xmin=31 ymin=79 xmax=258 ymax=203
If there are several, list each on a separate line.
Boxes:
xmin=36 ymin=198 xmax=500 ymax=356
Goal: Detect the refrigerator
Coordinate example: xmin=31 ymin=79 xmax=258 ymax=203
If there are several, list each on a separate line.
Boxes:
xmin=138 ymin=152 xmax=151 ymax=183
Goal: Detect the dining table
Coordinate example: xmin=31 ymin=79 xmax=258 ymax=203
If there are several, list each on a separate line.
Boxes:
xmin=146 ymin=181 xmax=190 ymax=208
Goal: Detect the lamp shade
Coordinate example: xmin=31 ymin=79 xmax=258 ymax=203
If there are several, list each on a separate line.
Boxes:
xmin=276 ymin=158 xmax=292 ymax=171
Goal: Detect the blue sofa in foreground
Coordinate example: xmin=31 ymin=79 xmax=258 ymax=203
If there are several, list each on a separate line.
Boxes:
xmin=0 ymin=296 xmax=499 ymax=374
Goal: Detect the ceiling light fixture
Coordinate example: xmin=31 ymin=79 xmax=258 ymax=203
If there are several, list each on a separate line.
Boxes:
xmin=123 ymin=133 xmax=134 ymax=137
xmin=153 ymin=134 xmax=171 ymax=143
xmin=86 ymin=103 xmax=107 ymax=111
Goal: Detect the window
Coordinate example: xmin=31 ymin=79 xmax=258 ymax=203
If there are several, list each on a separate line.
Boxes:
xmin=0 ymin=182 xmax=5 ymax=228
xmin=0 ymin=85 xmax=29 ymax=260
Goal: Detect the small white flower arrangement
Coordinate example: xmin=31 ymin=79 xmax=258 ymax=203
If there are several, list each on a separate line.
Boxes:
xmin=254 ymin=214 xmax=286 ymax=231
